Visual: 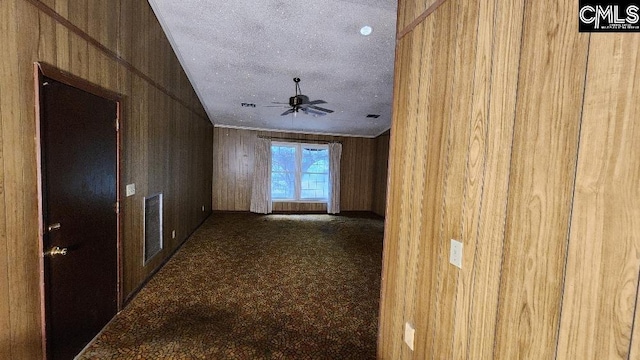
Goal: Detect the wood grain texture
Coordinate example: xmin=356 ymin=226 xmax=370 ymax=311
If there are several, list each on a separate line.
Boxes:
xmin=494 ymin=0 xmax=589 ymax=356
xmin=211 ymin=127 xmax=379 ymax=212
xmin=54 ymin=0 xmax=70 ymax=70
xmin=426 ymin=0 xmax=478 ymax=356
xmin=380 ymin=7 xmax=451 ymax=355
xmin=5 ymin=1 xmax=43 ymax=358
xmin=0 ymin=0 xmax=212 ymax=358
xmin=372 ymin=132 xmax=390 ymax=217
xmin=465 ymin=0 xmax=524 ymax=357
xmin=341 ymin=136 xmax=376 ymax=211
xmin=396 ymin=0 xmax=443 ymax=36
xmin=557 ymin=33 xmax=640 ymax=360
xmin=379 ymin=0 xmax=634 ymax=359
xmin=272 ymin=202 xmax=327 ymax=213
xmin=377 ymin=32 xmax=414 ymax=360
xmin=411 ymin=3 xmax=456 ymax=359
xmin=399 ymin=16 xmax=437 ymax=358
xmin=0 ymin=2 xmax=14 ymax=357
xmin=632 ymin=266 xmax=640 ymax=359
xmin=448 ymin=0 xmax=493 ymax=357
xmin=28 ymin=0 xmax=208 ymax=118
xmin=212 ymin=128 xmax=257 ymax=211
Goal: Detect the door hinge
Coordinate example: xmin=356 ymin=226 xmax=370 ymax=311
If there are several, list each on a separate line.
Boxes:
xmin=114 ymin=201 xmax=120 ymax=214
xmin=115 ymin=118 xmax=120 ymax=131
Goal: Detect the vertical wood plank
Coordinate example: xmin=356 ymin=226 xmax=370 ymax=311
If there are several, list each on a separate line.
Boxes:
xmin=632 ymin=282 xmax=640 ymax=359
xmin=465 ymin=0 xmax=524 ymax=357
xmin=117 ymin=0 xmax=132 ymax=62
xmin=494 ymin=0 xmax=589 ymax=357
xmin=6 ymin=1 xmax=43 ymax=358
xmin=409 ymin=2 xmax=456 ymax=359
xmin=401 ymin=19 xmax=437 ymax=357
xmin=54 ymin=0 xmax=70 ymax=71
xmin=372 ymin=132 xmax=389 ymax=217
xmin=0 ymin=130 xmax=9 ymax=357
xmin=426 ymin=0 xmax=479 ymax=357
xmin=68 ymin=1 xmax=88 ymax=78
xmin=378 ymin=28 xmax=416 ymax=359
xmin=392 ymin=17 xmax=433 ymax=359
xmin=212 ymin=127 xmax=221 ymax=209
xmin=222 ymin=129 xmax=231 ymax=210
xmin=450 ymin=0 xmax=496 ymax=352
xmin=37 ymin=4 xmax=57 ymax=62
xmin=557 ymin=33 xmax=640 ymax=360
xmin=0 ymin=0 xmax=14 ymax=356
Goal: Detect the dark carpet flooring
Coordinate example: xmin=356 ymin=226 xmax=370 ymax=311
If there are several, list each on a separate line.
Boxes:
xmin=79 ymin=212 xmax=384 ymax=359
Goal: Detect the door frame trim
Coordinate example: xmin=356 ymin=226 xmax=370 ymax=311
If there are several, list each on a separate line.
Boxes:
xmin=34 ymin=62 xmax=124 ymax=359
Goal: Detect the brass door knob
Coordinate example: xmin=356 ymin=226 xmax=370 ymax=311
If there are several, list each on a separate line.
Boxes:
xmin=44 ymin=246 xmax=68 ymax=257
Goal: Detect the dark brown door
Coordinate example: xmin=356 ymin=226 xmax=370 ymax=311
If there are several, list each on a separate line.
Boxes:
xmin=40 ymin=76 xmax=118 ymax=360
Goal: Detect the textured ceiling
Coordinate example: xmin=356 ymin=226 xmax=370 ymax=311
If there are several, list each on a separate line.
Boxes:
xmin=148 ymin=0 xmax=398 ymax=137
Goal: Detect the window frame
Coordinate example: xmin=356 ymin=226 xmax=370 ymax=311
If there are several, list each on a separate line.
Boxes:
xmin=271 ymin=141 xmax=329 ymax=203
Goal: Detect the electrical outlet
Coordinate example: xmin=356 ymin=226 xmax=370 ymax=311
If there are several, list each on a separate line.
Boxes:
xmin=201 ymin=205 xmax=205 ymax=211
xmin=450 ymin=239 xmax=463 ymax=269
xmin=404 ymin=322 xmax=415 ymax=351
xmin=125 ymin=183 xmax=136 ymax=197
xmin=172 ymin=230 xmax=176 ymax=239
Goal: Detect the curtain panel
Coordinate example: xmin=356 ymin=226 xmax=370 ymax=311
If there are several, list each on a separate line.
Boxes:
xmin=327 ymin=142 xmax=342 ymax=214
xmin=250 ymin=138 xmax=272 ymax=214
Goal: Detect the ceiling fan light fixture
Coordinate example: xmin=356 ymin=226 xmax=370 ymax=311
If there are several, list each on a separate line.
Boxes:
xmin=360 ymin=25 xmax=373 ymax=36
xmin=276 ymin=78 xmax=333 ymax=117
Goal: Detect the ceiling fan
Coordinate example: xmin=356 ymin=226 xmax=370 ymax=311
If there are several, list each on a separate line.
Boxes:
xmin=270 ymin=78 xmax=334 ymax=116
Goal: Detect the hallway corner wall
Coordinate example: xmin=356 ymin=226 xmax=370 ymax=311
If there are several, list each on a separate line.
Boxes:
xmin=0 ymin=1 xmax=213 ymax=358
xmin=379 ymin=0 xmax=640 ymax=359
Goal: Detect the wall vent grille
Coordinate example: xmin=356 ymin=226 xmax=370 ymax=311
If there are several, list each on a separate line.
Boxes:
xmin=144 ymin=193 xmax=163 ymax=264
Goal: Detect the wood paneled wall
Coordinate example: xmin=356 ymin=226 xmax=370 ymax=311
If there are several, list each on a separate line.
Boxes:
xmin=0 ymin=1 xmax=212 ymax=358
xmin=212 ymin=127 xmax=383 ymax=212
xmin=379 ymin=0 xmax=640 ymax=359
xmin=373 ymin=132 xmax=390 ymax=217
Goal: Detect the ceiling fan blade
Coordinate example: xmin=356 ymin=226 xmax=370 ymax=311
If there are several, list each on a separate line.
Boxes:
xmin=307 ymin=99 xmax=327 ymax=105
xmin=264 ymin=105 xmax=287 ymax=108
xmin=281 ymin=108 xmax=295 ymax=116
xmin=308 ymin=105 xmax=334 ymax=113
xmin=271 ymin=101 xmax=289 ymax=104
xmin=303 ymin=108 xmax=326 ymax=116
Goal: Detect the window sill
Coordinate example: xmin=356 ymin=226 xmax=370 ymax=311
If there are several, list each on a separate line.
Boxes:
xmin=272 ymin=200 xmax=328 ymax=204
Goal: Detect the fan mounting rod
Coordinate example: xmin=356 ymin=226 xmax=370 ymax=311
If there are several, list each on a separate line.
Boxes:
xmin=290 ymin=77 xmax=304 ymax=110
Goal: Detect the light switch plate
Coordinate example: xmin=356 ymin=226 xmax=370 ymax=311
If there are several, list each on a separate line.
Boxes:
xmin=171 ymin=230 xmax=176 ymax=239
xmin=126 ymin=183 xmax=136 ymax=197
xmin=404 ymin=322 xmax=415 ymax=351
xmin=450 ymin=239 xmax=463 ymax=268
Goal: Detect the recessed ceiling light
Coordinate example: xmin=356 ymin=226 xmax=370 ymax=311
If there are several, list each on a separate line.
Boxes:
xmin=360 ymin=26 xmax=373 ymax=36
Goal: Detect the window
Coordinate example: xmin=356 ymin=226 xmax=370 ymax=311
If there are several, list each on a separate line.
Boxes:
xmin=271 ymin=142 xmax=329 ymax=201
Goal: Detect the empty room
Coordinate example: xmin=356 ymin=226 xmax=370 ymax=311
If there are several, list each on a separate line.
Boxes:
xmin=1 ymin=0 xmax=639 ymax=359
